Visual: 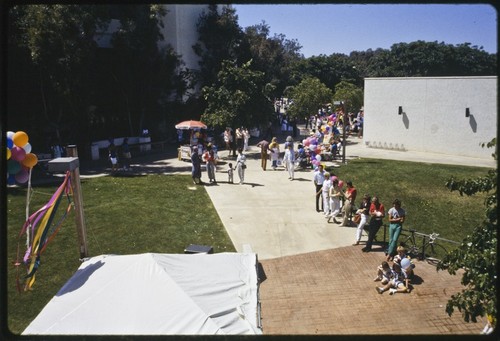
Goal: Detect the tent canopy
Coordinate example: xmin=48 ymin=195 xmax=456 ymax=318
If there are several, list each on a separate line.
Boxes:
xmin=23 ymin=253 xmax=262 ymax=335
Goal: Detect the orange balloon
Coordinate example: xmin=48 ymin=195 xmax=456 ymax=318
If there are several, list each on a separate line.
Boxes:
xmin=13 ymin=131 xmax=29 ymax=147
xmin=6 ymin=148 xmax=11 ymax=160
xmin=22 ymin=153 xmax=38 ymax=168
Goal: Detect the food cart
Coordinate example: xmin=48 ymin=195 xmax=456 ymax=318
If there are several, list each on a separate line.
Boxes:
xmin=175 ymin=120 xmax=207 ymax=161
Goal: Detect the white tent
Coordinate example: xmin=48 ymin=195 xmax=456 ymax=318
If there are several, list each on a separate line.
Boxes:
xmin=23 ymin=253 xmax=262 ymax=335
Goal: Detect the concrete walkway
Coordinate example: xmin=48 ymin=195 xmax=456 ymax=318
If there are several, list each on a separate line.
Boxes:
xmin=201 ymin=135 xmax=495 ymax=260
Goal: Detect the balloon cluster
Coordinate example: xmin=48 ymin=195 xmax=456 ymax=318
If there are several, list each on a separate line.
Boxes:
xmin=6 ymin=131 xmax=38 ymax=185
xmin=302 ymin=136 xmax=324 ymax=167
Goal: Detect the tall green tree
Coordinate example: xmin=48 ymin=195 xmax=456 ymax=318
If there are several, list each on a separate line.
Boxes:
xmin=242 ymin=22 xmax=302 ymax=99
xmin=437 ymin=138 xmax=497 ymax=324
xmin=286 ymin=77 xmax=333 ymax=120
xmin=193 ymin=5 xmax=246 ymax=90
xmin=201 ymin=60 xmax=273 ymax=130
xmin=332 ymin=81 xmax=363 ymax=113
xmin=8 ymin=4 xmax=111 ymax=148
xmin=290 ymin=54 xmax=361 ymax=92
xmin=350 ymin=41 xmax=497 ymax=78
xmin=104 ymin=4 xmax=186 ymax=137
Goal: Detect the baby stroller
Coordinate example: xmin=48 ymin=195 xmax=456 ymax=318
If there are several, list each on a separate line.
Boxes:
xmin=295 ymin=145 xmax=309 ymax=169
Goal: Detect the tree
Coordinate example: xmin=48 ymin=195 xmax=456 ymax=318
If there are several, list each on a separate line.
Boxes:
xmin=201 ymin=60 xmax=274 ymax=130
xmin=332 ymin=81 xmax=363 ymax=113
xmin=286 ymin=77 xmax=333 ymax=120
xmin=8 ymin=4 xmax=111 ymax=148
xmin=290 ymin=54 xmax=361 ymax=92
xmin=193 ymin=5 xmax=246 ymax=90
xmin=104 ymin=4 xmax=186 ymax=137
xmin=436 ymin=138 xmax=497 ymax=324
xmin=350 ymin=41 xmax=497 ymax=78
xmin=242 ymin=21 xmax=302 ymax=100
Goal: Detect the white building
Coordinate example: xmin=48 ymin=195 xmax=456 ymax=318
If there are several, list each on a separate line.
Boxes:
xmin=363 ymin=76 xmax=497 ymax=160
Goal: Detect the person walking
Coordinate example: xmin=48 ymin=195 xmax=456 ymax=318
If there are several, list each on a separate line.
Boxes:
xmin=283 ymin=144 xmax=295 ymax=180
xmin=386 ymin=199 xmax=406 ymax=261
xmin=327 ymin=178 xmax=342 ymax=223
xmin=256 ymin=139 xmax=270 ymax=171
xmin=313 ymin=164 xmax=325 ymax=212
xmin=235 ymin=148 xmax=247 ymax=184
xmin=223 ymin=128 xmax=233 ymax=157
xmin=235 ymin=127 xmax=244 ymax=151
xmin=353 ymin=194 xmax=371 ymax=245
xmin=362 ymin=196 xmax=385 ymax=252
xmin=108 ymin=139 xmax=118 ymax=172
xmin=191 ymin=146 xmax=202 ymax=185
xmin=269 ymin=137 xmax=280 ymax=170
xmin=203 ymin=144 xmax=217 ymax=184
xmin=317 ymin=172 xmax=331 ymax=217
xmin=243 ymin=127 xmax=250 ymax=151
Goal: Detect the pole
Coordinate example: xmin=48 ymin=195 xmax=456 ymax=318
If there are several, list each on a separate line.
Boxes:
xmin=341 ymin=101 xmax=347 ymax=164
xmin=65 ymin=145 xmax=89 ymax=259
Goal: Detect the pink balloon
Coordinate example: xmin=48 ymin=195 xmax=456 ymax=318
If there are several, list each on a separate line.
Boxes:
xmin=11 ymin=146 xmax=26 ymax=162
xmin=331 ymin=176 xmax=338 ymax=181
xmin=15 ymin=168 xmax=29 ymax=184
xmin=338 ymin=180 xmax=344 ymax=188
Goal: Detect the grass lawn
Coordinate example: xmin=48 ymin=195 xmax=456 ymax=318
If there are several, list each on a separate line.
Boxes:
xmin=6 ymin=158 xmax=491 ymax=334
xmin=6 ymin=174 xmax=234 ymax=334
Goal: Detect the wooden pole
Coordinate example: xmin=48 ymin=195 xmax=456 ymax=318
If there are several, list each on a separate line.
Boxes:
xmin=65 ymin=145 xmax=89 ymax=259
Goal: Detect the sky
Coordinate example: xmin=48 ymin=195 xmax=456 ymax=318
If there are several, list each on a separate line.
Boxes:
xmin=233 ymin=4 xmax=497 ymax=57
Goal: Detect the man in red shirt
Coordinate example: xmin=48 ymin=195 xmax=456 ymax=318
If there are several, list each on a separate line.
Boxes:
xmin=362 ymin=196 xmax=385 ymax=252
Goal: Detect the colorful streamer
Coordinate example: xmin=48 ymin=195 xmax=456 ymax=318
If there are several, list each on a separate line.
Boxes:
xmin=15 ymin=171 xmax=74 ymax=291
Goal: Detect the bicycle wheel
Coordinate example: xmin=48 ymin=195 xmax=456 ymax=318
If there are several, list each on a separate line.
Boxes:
xmin=399 ymin=234 xmax=420 ymax=259
xmin=423 ymin=243 xmax=448 ymax=265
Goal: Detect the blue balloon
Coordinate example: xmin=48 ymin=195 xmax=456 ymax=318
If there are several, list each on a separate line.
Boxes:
xmin=7 ymin=138 xmax=13 ymax=149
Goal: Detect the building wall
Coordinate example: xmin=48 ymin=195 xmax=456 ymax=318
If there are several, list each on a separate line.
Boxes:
xmin=363 ymin=76 xmax=497 ymax=159
xmin=159 ymin=5 xmax=209 ymax=72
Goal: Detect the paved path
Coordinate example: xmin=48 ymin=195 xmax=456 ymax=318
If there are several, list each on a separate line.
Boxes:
xmin=201 ymin=135 xmax=495 ymax=259
xmin=95 ymin=130 xmax=492 ymax=335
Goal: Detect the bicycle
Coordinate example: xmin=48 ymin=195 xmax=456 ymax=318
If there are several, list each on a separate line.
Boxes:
xmin=399 ymin=228 xmax=448 ymax=265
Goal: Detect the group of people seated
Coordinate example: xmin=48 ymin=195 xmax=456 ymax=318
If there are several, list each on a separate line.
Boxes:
xmin=374 ymin=245 xmax=415 ymax=295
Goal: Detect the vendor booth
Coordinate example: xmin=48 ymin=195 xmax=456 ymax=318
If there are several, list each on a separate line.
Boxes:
xmin=175 ymin=120 xmax=207 ymax=161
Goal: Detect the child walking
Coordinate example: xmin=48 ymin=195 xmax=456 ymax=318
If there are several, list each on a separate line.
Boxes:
xmin=227 ymin=163 xmax=234 ymax=184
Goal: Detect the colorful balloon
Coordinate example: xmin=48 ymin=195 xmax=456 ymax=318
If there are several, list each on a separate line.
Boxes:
xmin=6 ymin=148 xmax=11 ymax=160
xmin=15 ymin=168 xmax=29 ymax=184
xmin=10 ymin=146 xmax=26 ymax=162
xmin=315 ymin=154 xmax=322 ymax=162
xmin=22 ymin=153 xmax=38 ymax=168
xmin=6 ymin=138 xmax=13 ymax=149
xmin=13 ymin=131 xmax=29 ymax=147
xmin=22 ymin=143 xmax=32 ymax=153
xmin=338 ymin=180 xmax=344 ymax=188
xmin=6 ymin=131 xmax=15 ymax=139
xmin=7 ymin=159 xmax=21 ymax=174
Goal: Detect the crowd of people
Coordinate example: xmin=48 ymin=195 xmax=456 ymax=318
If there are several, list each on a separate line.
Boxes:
xmin=188 ymin=117 xmax=416 ymax=296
